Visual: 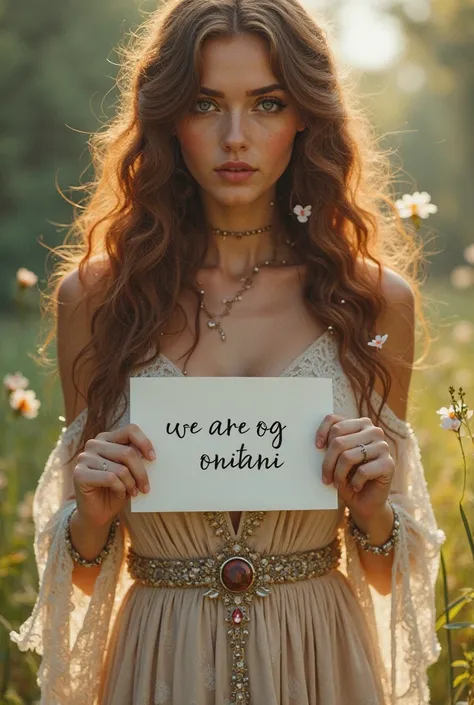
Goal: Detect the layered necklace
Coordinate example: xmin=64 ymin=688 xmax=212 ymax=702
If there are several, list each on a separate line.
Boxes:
xmin=196 ymin=223 xmax=294 ymax=342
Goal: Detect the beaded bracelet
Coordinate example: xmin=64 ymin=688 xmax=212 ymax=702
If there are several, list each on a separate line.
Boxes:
xmin=347 ymin=501 xmax=400 ymax=556
xmin=65 ymin=507 xmax=120 ymax=567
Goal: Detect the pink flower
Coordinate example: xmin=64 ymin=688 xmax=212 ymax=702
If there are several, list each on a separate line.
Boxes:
xmin=368 ymin=334 xmax=388 ymax=349
xmin=16 ymin=268 xmax=38 ymax=288
xmin=293 ymin=204 xmax=312 ymax=223
xmin=3 ymin=372 xmax=29 ymax=393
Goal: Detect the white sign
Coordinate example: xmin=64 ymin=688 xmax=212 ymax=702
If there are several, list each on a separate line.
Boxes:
xmin=130 ymin=377 xmax=337 ymax=513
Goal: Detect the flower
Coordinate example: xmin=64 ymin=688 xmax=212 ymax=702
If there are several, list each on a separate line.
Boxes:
xmin=9 ymin=388 xmax=41 ymax=419
xmin=16 ymin=267 xmax=38 ymax=288
xmin=368 ymin=334 xmax=388 ymax=349
xmin=436 ymin=404 xmax=473 ymax=431
xmin=395 ymin=191 xmax=438 ymax=219
xmin=463 ymin=243 xmax=474 ymax=265
xmin=293 ymin=204 xmax=312 ymax=222
xmin=436 ymin=405 xmax=462 ymax=431
xmin=3 ymin=371 xmax=29 ymax=393
xmin=450 ymin=265 xmax=474 ymax=289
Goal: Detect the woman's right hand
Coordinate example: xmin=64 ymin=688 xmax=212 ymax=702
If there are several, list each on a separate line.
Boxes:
xmin=72 ymin=424 xmax=156 ymax=528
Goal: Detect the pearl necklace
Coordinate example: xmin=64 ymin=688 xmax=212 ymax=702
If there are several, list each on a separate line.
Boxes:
xmin=197 ymin=255 xmax=291 ymax=343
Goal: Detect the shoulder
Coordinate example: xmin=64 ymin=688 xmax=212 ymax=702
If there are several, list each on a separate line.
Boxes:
xmin=57 ymin=253 xmax=110 ymax=306
xmin=362 ymin=260 xmax=416 ymax=420
xmin=57 ymin=254 xmax=110 ymax=424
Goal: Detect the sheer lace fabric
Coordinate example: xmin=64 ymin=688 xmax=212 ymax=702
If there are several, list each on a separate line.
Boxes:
xmin=9 ymin=333 xmax=445 ymax=704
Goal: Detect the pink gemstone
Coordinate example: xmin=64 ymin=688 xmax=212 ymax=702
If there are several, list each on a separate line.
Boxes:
xmin=232 ymin=608 xmax=243 ymax=624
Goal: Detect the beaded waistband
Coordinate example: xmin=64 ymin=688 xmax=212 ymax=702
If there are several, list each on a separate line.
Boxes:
xmin=127 ymin=537 xmax=341 ymax=591
xmin=127 ymin=512 xmax=340 ymax=705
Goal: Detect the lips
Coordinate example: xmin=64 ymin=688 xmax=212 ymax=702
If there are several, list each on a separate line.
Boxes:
xmin=216 ymin=162 xmax=256 ymax=171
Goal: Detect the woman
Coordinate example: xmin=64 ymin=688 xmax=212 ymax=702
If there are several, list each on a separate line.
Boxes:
xmin=10 ymin=0 xmax=445 ymax=703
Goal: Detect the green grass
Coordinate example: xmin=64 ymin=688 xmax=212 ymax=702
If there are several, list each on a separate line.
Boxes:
xmin=0 ymin=276 xmax=473 ymax=703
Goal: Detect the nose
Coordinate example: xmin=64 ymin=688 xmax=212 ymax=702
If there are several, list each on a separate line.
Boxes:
xmin=221 ymin=110 xmax=248 ymax=152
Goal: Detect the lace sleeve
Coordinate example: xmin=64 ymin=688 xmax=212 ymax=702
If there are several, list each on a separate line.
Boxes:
xmin=9 ymin=411 xmax=133 ymax=705
xmin=342 ymin=393 xmax=446 ymax=705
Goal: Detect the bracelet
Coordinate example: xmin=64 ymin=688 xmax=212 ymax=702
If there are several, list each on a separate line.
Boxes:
xmin=347 ymin=500 xmax=400 ymax=556
xmin=65 ymin=507 xmax=120 ymax=567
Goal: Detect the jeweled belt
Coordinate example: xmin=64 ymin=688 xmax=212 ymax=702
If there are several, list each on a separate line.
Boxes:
xmin=126 ymin=511 xmax=341 ymax=705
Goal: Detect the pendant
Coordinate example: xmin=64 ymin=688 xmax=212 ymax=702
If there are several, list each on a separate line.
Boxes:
xmin=203 ymin=511 xmax=267 ymax=704
xmin=207 ymin=320 xmax=217 ymax=329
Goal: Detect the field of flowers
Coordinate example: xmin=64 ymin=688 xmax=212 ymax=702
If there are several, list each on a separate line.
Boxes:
xmin=0 ymin=267 xmax=473 ymax=703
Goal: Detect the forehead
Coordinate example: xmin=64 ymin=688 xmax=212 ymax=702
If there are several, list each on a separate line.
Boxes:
xmin=199 ymin=34 xmax=278 ymax=92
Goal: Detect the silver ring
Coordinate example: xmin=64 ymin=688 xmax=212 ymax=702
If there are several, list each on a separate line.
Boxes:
xmin=358 ymin=443 xmax=368 ymax=464
xmin=101 ymin=459 xmax=108 ymax=472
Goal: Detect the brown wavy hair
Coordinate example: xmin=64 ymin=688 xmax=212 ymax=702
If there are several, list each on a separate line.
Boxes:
xmin=41 ymin=0 xmax=431 ymax=453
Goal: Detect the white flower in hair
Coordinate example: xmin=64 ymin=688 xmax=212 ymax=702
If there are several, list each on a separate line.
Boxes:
xmin=293 ymin=204 xmax=312 ymax=222
xmin=368 ymin=334 xmax=388 ymax=349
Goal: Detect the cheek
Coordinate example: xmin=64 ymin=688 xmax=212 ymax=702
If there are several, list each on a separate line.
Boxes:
xmin=176 ymin=123 xmax=211 ymax=171
xmin=262 ymin=127 xmax=298 ymax=170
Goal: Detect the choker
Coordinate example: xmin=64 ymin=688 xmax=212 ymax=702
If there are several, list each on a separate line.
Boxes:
xmin=211 ymin=223 xmax=273 ymax=239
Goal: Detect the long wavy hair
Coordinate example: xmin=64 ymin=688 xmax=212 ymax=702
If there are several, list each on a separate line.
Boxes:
xmin=41 ymin=0 xmax=431 ymax=453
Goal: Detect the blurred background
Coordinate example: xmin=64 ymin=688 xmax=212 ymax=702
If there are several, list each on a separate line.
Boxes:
xmin=0 ymin=0 xmax=473 ymax=702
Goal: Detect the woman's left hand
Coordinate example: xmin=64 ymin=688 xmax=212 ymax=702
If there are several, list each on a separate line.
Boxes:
xmin=316 ymin=414 xmax=395 ymax=518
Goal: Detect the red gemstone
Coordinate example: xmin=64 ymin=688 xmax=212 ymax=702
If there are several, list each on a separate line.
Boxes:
xmin=232 ymin=608 xmax=243 ymax=624
xmin=220 ymin=557 xmax=255 ymax=592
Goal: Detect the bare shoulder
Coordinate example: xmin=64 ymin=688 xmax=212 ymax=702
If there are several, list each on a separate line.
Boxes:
xmin=57 ymin=253 xmax=110 ymax=306
xmin=57 ymin=254 xmax=110 ymax=424
xmin=362 ymin=260 xmax=415 ymax=421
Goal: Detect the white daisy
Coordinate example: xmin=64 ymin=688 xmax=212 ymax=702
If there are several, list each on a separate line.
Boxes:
xmin=9 ymin=389 xmax=41 ymax=419
xmin=436 ymin=405 xmax=462 ymax=432
xmin=395 ymin=191 xmax=438 ymax=219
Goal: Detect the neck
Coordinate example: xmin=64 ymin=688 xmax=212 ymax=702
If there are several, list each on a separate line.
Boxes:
xmin=201 ymin=195 xmax=292 ymax=279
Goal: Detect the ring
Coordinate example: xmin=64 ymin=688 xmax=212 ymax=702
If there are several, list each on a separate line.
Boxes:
xmin=101 ymin=459 xmax=108 ymax=472
xmin=358 ymin=443 xmax=368 ymax=464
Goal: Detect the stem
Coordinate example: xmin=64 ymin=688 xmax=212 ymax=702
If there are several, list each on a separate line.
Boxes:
xmin=455 ymin=430 xmax=468 ymax=506
xmin=440 ymin=549 xmax=454 ymax=705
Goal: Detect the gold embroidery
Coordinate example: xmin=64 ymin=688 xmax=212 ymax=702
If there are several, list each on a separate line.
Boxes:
xmin=127 ymin=511 xmax=341 ymax=704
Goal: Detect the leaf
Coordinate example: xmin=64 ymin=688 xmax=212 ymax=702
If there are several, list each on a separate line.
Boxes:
xmin=452 ymin=671 xmax=469 ymax=688
xmin=436 ymin=589 xmax=474 ymax=630
xmin=459 ymin=503 xmax=474 ymax=561
xmin=444 ymin=622 xmax=474 ymax=630
xmin=451 ymin=660 xmax=470 ymax=668
xmin=453 ymin=680 xmax=468 ymax=702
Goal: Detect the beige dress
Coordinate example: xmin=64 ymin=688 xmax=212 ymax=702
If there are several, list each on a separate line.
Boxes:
xmin=10 ymin=332 xmax=445 ymax=705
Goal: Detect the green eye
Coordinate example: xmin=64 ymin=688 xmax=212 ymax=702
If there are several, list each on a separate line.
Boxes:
xmin=192 ymin=97 xmax=287 ymax=114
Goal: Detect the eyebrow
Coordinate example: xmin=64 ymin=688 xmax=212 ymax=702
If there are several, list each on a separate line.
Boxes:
xmin=198 ymin=83 xmax=285 ymax=98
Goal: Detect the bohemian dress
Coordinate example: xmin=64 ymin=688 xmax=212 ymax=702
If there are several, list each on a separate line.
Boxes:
xmin=10 ymin=330 xmax=445 ymax=704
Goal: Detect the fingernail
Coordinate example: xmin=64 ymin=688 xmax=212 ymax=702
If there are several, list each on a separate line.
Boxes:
xmin=316 ymin=439 xmax=324 ymax=448
xmin=132 ymin=487 xmax=138 ymax=497
xmin=322 ymin=476 xmax=329 ymax=485
xmin=143 ymin=484 xmax=150 ymax=494
xmin=149 ymin=450 xmax=156 ymax=460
